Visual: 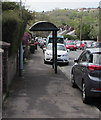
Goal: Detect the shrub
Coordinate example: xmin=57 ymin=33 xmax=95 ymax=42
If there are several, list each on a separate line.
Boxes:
xmin=2 ymin=2 xmax=33 ymax=56
xmin=2 ymin=2 xmax=20 ymax=11
xmin=63 ymin=34 xmax=77 ymax=40
xmin=2 ymin=10 xmax=26 ymax=56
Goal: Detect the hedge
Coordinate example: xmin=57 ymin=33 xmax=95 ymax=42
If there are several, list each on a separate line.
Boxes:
xmin=2 ymin=10 xmax=27 ymax=56
xmin=63 ymin=34 xmax=78 ymax=40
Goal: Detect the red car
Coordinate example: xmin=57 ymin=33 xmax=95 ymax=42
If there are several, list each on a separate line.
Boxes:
xmin=65 ymin=42 xmax=77 ymax=51
xmin=80 ymin=41 xmax=86 ymax=50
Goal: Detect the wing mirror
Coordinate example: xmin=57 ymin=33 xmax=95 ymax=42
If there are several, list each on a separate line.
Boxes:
xmin=43 ymin=47 xmax=46 ymax=51
xmin=74 ymin=58 xmax=78 ymax=63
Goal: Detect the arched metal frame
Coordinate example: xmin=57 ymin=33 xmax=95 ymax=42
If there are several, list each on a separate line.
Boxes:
xmin=29 ymin=21 xmax=59 ymax=73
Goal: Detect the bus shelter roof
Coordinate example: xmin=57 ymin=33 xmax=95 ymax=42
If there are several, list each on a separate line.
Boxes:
xmin=29 ymin=21 xmax=59 ymax=31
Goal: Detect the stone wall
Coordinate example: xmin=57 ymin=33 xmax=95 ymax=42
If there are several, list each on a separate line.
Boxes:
xmin=1 ymin=41 xmax=18 ymax=98
xmin=7 ymin=55 xmax=17 ymax=86
xmin=2 ymin=46 xmax=9 ymax=93
xmin=0 ymin=48 xmax=3 ymax=119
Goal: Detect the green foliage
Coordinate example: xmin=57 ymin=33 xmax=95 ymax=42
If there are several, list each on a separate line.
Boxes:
xmin=89 ymin=25 xmax=99 ymax=40
xmin=35 ymin=8 xmax=98 ymax=40
xmin=2 ymin=2 xmax=33 ymax=56
xmin=63 ymin=34 xmax=77 ymax=40
xmin=2 ymin=2 xmax=20 ymax=11
xmin=82 ymin=24 xmax=91 ymax=40
xmin=22 ymin=9 xmax=33 ymax=22
xmin=2 ymin=10 xmax=23 ymax=56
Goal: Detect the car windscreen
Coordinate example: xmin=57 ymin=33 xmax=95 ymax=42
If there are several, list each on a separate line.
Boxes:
xmin=47 ymin=44 xmax=66 ymax=51
xmin=86 ymin=42 xmax=92 ymax=45
xmin=49 ymin=37 xmax=63 ymax=43
xmin=47 ymin=45 xmax=52 ymax=50
xmin=66 ymin=42 xmax=75 ymax=45
xmin=57 ymin=45 xmax=66 ymax=51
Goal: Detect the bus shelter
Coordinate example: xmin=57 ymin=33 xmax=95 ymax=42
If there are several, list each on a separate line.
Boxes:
xmin=29 ymin=21 xmax=59 ymax=73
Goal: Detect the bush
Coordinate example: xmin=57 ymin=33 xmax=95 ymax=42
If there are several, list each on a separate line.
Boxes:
xmin=2 ymin=2 xmax=20 ymax=11
xmin=2 ymin=2 xmax=33 ymax=56
xmin=63 ymin=34 xmax=77 ymax=40
xmin=2 ymin=10 xmax=26 ymax=56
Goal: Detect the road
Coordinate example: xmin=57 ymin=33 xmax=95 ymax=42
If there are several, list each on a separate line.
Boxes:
xmin=2 ymin=48 xmax=101 ymax=119
xmin=59 ymin=49 xmax=82 ymax=79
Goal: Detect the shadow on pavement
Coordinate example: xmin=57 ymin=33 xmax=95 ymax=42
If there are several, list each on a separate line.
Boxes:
xmin=88 ymin=97 xmax=101 ymax=111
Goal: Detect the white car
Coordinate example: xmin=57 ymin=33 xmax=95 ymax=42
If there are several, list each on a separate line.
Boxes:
xmin=44 ymin=43 xmax=69 ymax=64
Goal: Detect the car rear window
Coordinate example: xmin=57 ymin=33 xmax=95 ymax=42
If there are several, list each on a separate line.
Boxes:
xmin=93 ymin=53 xmax=101 ymax=65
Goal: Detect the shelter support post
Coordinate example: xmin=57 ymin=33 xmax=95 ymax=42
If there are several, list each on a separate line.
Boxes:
xmin=52 ymin=31 xmax=55 ymax=69
xmin=54 ymin=31 xmax=57 ymax=73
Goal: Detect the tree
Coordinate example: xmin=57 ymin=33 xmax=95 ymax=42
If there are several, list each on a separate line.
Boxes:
xmin=2 ymin=2 xmax=33 ymax=56
xmin=2 ymin=2 xmax=20 ymax=11
xmin=29 ymin=8 xmax=98 ymax=40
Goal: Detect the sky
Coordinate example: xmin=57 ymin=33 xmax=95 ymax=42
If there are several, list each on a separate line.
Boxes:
xmin=5 ymin=0 xmax=101 ymax=12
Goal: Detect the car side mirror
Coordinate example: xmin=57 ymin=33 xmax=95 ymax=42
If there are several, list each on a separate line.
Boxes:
xmin=43 ymin=47 xmax=46 ymax=51
xmin=74 ymin=58 xmax=78 ymax=63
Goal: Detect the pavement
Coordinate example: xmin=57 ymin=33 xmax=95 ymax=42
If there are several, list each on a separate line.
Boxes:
xmin=2 ymin=47 xmax=101 ymax=119
xmin=3 ymin=47 xmax=70 ymax=118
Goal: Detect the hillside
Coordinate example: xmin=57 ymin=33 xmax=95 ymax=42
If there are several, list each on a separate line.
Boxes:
xmin=33 ymin=8 xmax=98 ymax=40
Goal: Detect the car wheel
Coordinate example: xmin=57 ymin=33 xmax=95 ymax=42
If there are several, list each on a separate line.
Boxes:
xmin=82 ymin=81 xmax=89 ymax=104
xmin=71 ymin=73 xmax=77 ymax=88
xmin=65 ymin=62 xmax=69 ymax=65
xmin=44 ymin=59 xmax=47 ymax=64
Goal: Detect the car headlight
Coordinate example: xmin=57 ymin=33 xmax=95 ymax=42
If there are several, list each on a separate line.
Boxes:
xmin=62 ymin=54 xmax=67 ymax=56
xmin=46 ymin=53 xmax=52 ymax=55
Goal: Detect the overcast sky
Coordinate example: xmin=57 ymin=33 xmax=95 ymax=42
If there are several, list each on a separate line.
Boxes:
xmin=7 ymin=0 xmax=100 ymax=12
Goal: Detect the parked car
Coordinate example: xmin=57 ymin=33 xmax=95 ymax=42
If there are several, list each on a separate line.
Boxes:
xmin=92 ymin=42 xmax=101 ymax=48
xmin=71 ymin=48 xmax=101 ymax=103
xmin=76 ymin=41 xmax=81 ymax=49
xmin=44 ymin=43 xmax=69 ymax=64
xmin=46 ymin=35 xmax=64 ymax=46
xmin=80 ymin=41 xmax=85 ymax=50
xmin=85 ymin=41 xmax=94 ymax=48
xmin=65 ymin=42 xmax=77 ymax=51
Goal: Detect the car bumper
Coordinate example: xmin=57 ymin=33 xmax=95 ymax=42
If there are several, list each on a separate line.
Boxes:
xmin=86 ymin=75 xmax=101 ymax=97
xmin=67 ymin=47 xmax=77 ymax=50
xmin=45 ymin=57 xmax=69 ymax=63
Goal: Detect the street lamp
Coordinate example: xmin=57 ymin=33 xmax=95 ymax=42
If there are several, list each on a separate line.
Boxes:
xmin=19 ymin=0 xmax=23 ymax=76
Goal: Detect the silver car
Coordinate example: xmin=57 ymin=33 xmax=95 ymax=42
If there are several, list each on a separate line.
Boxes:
xmin=71 ymin=48 xmax=101 ymax=103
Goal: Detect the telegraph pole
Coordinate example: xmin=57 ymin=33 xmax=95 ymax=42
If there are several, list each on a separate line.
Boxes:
xmin=98 ymin=1 xmax=101 ymax=42
xmin=80 ymin=16 xmax=82 ymax=41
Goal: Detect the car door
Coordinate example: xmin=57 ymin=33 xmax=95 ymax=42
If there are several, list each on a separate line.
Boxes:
xmin=75 ymin=51 xmax=89 ymax=89
xmin=74 ymin=51 xmax=85 ymax=86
